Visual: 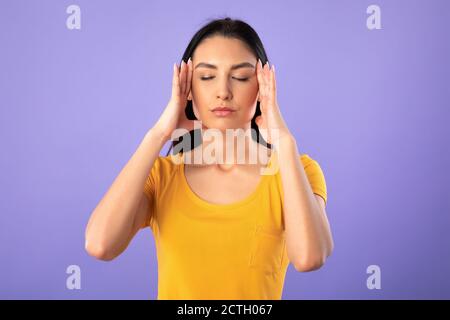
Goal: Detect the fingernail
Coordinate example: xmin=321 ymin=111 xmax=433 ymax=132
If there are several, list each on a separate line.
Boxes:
xmin=187 ymin=57 xmax=191 ymax=64
xmin=272 ymin=64 xmax=276 ymax=73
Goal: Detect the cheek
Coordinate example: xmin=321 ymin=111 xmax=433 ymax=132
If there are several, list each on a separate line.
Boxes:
xmin=191 ymin=80 xmax=209 ymax=107
xmin=236 ymin=82 xmax=259 ymax=118
xmin=190 ymin=82 xmax=206 ymax=118
xmin=235 ymin=77 xmax=258 ymax=99
xmin=243 ymin=103 xmax=258 ymax=122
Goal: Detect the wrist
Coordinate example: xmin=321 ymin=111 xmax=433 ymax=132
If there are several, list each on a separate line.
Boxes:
xmin=272 ymin=131 xmax=296 ymax=149
xmin=146 ymin=127 xmax=169 ymax=145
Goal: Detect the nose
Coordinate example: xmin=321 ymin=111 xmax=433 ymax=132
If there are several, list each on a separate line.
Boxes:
xmin=216 ymin=77 xmax=233 ymax=101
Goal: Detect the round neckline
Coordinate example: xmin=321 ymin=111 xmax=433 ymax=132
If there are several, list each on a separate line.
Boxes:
xmin=178 ymin=151 xmax=275 ymax=211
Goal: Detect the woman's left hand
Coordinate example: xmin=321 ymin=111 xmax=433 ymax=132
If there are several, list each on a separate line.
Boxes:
xmin=255 ymin=59 xmax=292 ymax=146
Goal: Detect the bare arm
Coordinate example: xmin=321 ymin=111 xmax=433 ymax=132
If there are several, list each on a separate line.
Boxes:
xmin=85 ymin=128 xmax=167 ymax=261
xmin=254 ymin=60 xmax=333 ymax=272
xmin=277 ymin=136 xmax=334 ymax=272
xmin=85 ymin=58 xmax=194 ymax=261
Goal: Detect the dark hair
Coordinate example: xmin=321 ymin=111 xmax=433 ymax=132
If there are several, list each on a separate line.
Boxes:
xmin=166 ymin=17 xmax=272 ymax=156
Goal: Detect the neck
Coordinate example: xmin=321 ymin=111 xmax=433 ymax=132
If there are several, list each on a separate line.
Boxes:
xmin=182 ymin=125 xmax=272 ymax=167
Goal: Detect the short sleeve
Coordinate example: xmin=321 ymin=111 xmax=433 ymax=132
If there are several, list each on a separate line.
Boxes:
xmin=300 ymin=154 xmax=328 ymax=205
xmin=142 ymin=157 xmax=161 ymax=229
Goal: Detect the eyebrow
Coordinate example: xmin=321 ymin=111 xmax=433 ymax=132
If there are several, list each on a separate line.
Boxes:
xmin=194 ymin=62 xmax=255 ymax=70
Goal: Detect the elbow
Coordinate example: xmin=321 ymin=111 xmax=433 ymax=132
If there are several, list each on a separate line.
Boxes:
xmin=292 ymin=237 xmax=334 ymax=272
xmin=293 ymin=257 xmax=325 ymax=272
xmin=292 ymin=250 xmax=332 ymax=272
xmin=85 ymin=239 xmax=116 ymax=261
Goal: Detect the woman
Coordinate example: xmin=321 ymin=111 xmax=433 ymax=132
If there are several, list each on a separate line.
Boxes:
xmin=85 ymin=17 xmax=334 ymax=300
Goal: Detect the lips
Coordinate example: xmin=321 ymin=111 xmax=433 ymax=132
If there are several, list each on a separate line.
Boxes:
xmin=211 ymin=106 xmax=235 ymax=117
xmin=212 ymin=106 xmax=235 ymax=112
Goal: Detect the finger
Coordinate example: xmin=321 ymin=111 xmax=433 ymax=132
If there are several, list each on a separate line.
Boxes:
xmin=263 ymin=62 xmax=270 ymax=100
xmin=179 ymin=60 xmax=187 ymax=96
xmin=263 ymin=61 xmax=271 ymax=97
xmin=172 ymin=63 xmax=180 ymax=98
xmin=257 ymin=59 xmax=267 ymax=97
xmin=266 ymin=65 xmax=273 ymax=99
xmin=183 ymin=59 xmax=190 ymax=96
xmin=270 ymin=64 xmax=276 ymax=100
xmin=186 ymin=57 xmax=193 ymax=98
xmin=256 ymin=59 xmax=264 ymax=94
xmin=264 ymin=61 xmax=270 ymax=83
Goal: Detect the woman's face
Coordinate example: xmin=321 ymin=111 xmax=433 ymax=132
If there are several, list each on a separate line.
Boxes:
xmin=188 ymin=36 xmax=259 ymax=132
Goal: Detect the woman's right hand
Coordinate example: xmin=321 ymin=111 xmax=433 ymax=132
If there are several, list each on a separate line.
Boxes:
xmin=153 ymin=58 xmax=194 ymax=142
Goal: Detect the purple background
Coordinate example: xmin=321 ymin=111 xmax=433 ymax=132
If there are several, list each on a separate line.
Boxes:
xmin=1 ymin=0 xmax=449 ymax=299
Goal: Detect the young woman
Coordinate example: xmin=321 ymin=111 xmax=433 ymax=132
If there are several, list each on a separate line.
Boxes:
xmin=85 ymin=17 xmax=334 ymax=300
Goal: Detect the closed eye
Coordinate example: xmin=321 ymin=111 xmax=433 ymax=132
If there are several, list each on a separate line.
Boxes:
xmin=200 ymin=76 xmax=249 ymax=82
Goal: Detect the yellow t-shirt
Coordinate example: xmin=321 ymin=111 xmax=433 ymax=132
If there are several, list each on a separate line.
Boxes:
xmin=143 ymin=151 xmax=327 ymax=300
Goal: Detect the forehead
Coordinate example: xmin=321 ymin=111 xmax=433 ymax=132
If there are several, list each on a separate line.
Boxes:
xmin=193 ymin=36 xmax=255 ymax=64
